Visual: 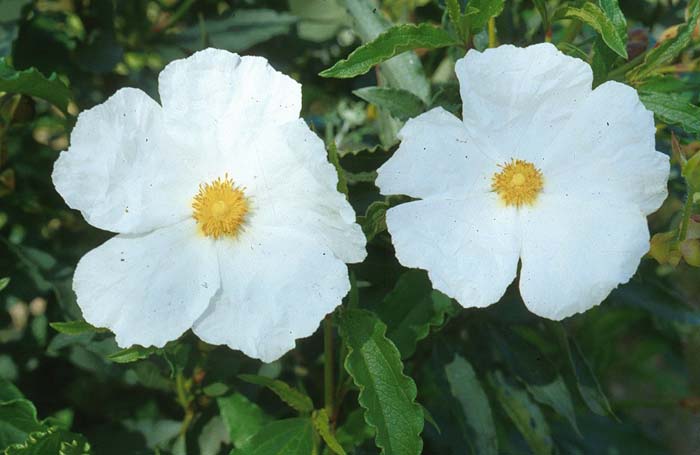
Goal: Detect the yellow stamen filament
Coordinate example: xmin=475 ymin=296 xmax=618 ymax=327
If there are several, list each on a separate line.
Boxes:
xmin=491 ymin=159 xmax=544 ymax=207
xmin=192 ymin=175 xmax=248 ymax=238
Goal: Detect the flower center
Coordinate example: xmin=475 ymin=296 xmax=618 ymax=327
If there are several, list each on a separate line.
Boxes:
xmin=192 ymin=175 xmax=248 ymax=238
xmin=491 ymin=159 xmax=544 ymax=207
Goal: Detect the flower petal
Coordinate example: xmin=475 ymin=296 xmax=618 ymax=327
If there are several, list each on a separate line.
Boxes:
xmin=73 ymin=219 xmax=219 ymax=348
xmin=223 ymin=119 xmax=367 ymax=264
xmin=386 ymin=195 xmax=520 ymax=308
xmin=544 ymin=81 xmax=669 ymax=215
xmin=158 ymin=48 xmax=301 ymax=154
xmin=52 ymin=88 xmax=199 ymax=234
xmin=519 ymin=194 xmax=650 ymax=320
xmin=455 ymin=43 xmax=592 ymax=165
xmin=192 ymin=227 xmax=350 ymax=362
xmin=375 ymin=107 xmax=496 ymax=199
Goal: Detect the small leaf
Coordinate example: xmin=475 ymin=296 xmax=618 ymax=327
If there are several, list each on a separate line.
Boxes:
xmin=467 ymin=0 xmax=506 ymax=32
xmin=559 ymin=3 xmax=628 ymax=59
xmin=338 ymin=308 xmax=424 ymax=455
xmin=49 ymin=321 xmax=103 ymax=336
xmin=0 ymin=379 xmax=23 ymax=402
xmin=550 ymin=323 xmax=615 ymax=417
xmin=444 ymin=355 xmax=497 ymax=455
xmin=488 ymin=371 xmax=553 ymax=455
xmin=235 ymin=418 xmax=313 ymax=455
xmin=627 ymin=0 xmax=700 ymax=82
xmin=217 ymin=393 xmax=269 ymax=448
xmin=107 ymin=346 xmax=158 ymax=364
xmin=526 ymin=376 xmax=581 ymax=437
xmin=312 ymin=409 xmax=346 ymax=455
xmin=0 ymin=399 xmax=45 ymax=448
xmin=353 ymin=87 xmax=426 ymax=121
xmin=445 ymin=0 xmax=464 ymax=38
xmin=359 ymin=200 xmax=390 ymax=242
xmin=238 ymin=374 xmax=313 ymax=414
xmin=320 ymin=24 xmax=458 ymax=79
xmin=639 ymin=91 xmax=700 ymax=134
xmin=375 ymin=270 xmax=457 ymax=359
xmin=0 ymin=59 xmax=72 ymax=113
xmin=0 ymin=277 xmax=9 ymax=292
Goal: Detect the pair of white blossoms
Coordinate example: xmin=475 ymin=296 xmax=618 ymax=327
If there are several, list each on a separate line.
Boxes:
xmin=53 ymin=44 xmax=669 ymax=362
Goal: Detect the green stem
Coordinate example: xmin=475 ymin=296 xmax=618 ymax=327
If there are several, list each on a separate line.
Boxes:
xmin=607 ymin=53 xmax=646 ymax=82
xmin=323 ymin=314 xmax=335 ymax=417
xmin=488 ymin=17 xmax=496 ymax=47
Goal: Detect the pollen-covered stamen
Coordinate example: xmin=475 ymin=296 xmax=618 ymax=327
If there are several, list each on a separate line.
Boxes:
xmin=192 ymin=175 xmax=249 ymax=238
xmin=491 ymin=159 xmax=544 ymax=207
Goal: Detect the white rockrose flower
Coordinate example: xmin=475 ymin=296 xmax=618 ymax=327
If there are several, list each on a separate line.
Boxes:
xmin=53 ymin=48 xmax=366 ymax=362
xmin=375 ymin=43 xmax=669 ymax=320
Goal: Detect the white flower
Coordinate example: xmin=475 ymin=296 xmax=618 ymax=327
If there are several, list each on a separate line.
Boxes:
xmin=53 ymin=48 xmax=367 ymax=362
xmin=375 ymin=43 xmax=669 ymax=320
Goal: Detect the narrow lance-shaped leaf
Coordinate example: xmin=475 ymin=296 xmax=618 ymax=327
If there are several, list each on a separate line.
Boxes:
xmin=444 ymin=355 xmax=497 ymax=455
xmin=312 ymin=409 xmax=346 ymax=455
xmin=338 ymin=308 xmax=424 ymax=455
xmin=375 ymin=270 xmax=457 ymax=359
xmin=235 ymin=418 xmax=314 ymax=455
xmin=49 ymin=321 xmax=105 ymax=336
xmin=639 ymin=91 xmax=700 ymax=134
xmin=338 ymin=0 xmax=430 ymax=101
xmin=550 ymin=322 xmax=615 ymax=417
xmin=0 ymin=59 xmax=72 ymax=113
xmin=107 ymin=346 xmax=159 ymax=363
xmin=238 ymin=374 xmax=313 ymax=414
xmin=488 ymin=371 xmax=553 ymax=455
xmin=468 ymin=0 xmax=506 ymax=32
xmin=320 ymin=23 xmax=458 ymax=79
xmin=559 ymin=3 xmax=628 ymax=59
xmin=627 ymin=0 xmax=700 ymax=82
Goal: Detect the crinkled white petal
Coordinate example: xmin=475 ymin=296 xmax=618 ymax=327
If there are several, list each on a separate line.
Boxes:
xmin=519 ymin=194 xmax=650 ymax=320
xmin=222 ymin=119 xmax=366 ymax=264
xmin=375 ymin=107 xmax=496 ymax=199
xmin=544 ymin=81 xmax=669 ymax=215
xmin=456 ymin=43 xmax=592 ymax=165
xmin=386 ymin=194 xmax=520 ymax=308
xmin=52 ymin=88 xmax=199 ymax=234
xmin=158 ymin=48 xmax=301 ymax=157
xmin=192 ymin=227 xmax=350 ymax=362
xmin=73 ymin=219 xmax=219 ymax=348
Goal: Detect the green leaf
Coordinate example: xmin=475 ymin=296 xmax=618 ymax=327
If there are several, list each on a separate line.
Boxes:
xmin=444 ymin=355 xmax=497 ymax=455
xmin=106 ymin=346 xmax=159 ymax=364
xmin=358 ymin=200 xmax=390 ymax=242
xmin=0 ymin=0 xmax=31 ymax=58
xmin=639 ymin=91 xmax=700 ymax=134
xmin=338 ymin=308 xmax=424 ymax=455
xmin=375 ymin=270 xmax=457 ymax=359
xmin=526 ymin=376 xmax=581 ymax=437
xmin=0 ymin=379 xmax=23 ymax=402
xmin=320 ymin=23 xmax=457 ymax=79
xmin=289 ymin=0 xmax=350 ymax=42
xmin=234 ymin=418 xmax=314 ymax=455
xmin=0 ymin=59 xmax=72 ymax=113
xmin=173 ymin=9 xmax=297 ymax=53
xmin=312 ymin=409 xmax=346 ymax=455
xmin=340 ymin=0 xmax=430 ymax=102
xmin=0 ymin=277 xmax=9 ymax=292
xmin=4 ymin=427 xmax=91 ymax=455
xmin=550 ymin=323 xmax=615 ymax=417
xmin=590 ymin=0 xmax=627 ymax=83
xmin=488 ymin=371 xmax=553 ymax=455
xmin=218 ymin=393 xmax=270 ymax=448
xmin=627 ymin=0 xmax=700 ymax=82
xmin=468 ymin=0 xmax=506 ymax=32
xmin=327 ymin=141 xmax=348 ymax=195
xmin=532 ymin=0 xmax=550 ymax=31
xmin=559 ymin=3 xmax=627 ymax=59
xmin=49 ymin=321 xmax=103 ymax=336
xmin=445 ymin=0 xmax=465 ymax=38
xmin=353 ymin=87 xmax=425 ymax=121
xmin=238 ymin=375 xmax=313 ymax=414
xmin=599 ymin=0 xmax=627 ymax=36
xmin=0 ymin=399 xmax=45 ymax=448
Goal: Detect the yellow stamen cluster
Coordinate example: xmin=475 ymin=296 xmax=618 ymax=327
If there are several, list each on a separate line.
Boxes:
xmin=491 ymin=159 xmax=544 ymax=207
xmin=192 ymin=175 xmax=249 ymax=238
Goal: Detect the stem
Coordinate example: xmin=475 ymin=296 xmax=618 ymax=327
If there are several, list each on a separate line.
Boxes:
xmin=323 ymin=314 xmax=335 ymax=417
xmin=488 ymin=17 xmax=496 ymax=48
